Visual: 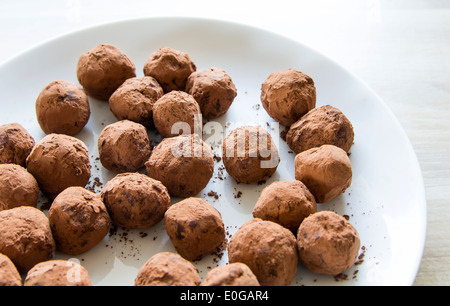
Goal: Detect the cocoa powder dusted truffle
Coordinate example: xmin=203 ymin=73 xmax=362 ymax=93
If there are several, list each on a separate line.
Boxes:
xmin=222 ymin=126 xmax=279 ymax=184
xmin=145 ymin=134 xmax=214 ymax=198
xmin=0 ymin=164 xmax=39 ymax=210
xmin=109 ymin=76 xmax=164 ymax=127
xmin=203 ymin=263 xmax=260 ymax=286
xmin=297 ymin=211 xmax=360 ymax=275
xmin=98 ymin=120 xmax=151 ymax=173
xmin=164 ymin=197 xmax=225 ymax=261
xmin=26 ymin=134 xmax=91 ymax=199
xmin=36 ymin=80 xmax=90 ymax=136
xmin=0 ymin=253 xmax=22 ymax=286
xmin=48 ymin=187 xmax=111 ymax=255
xmin=100 ymin=172 xmax=170 ymax=228
xmin=286 ymin=105 xmax=354 ymax=154
xmin=228 ymin=218 xmax=298 ymax=286
xmin=0 ymin=123 xmax=35 ymax=167
xmin=77 ymin=44 xmax=136 ymax=100
xmin=261 ymin=68 xmax=316 ymax=126
xmin=143 ymin=47 xmax=196 ymax=93
xmin=185 ymin=67 xmax=237 ymax=119
xmin=0 ymin=206 xmax=56 ymax=273
xmin=294 ymin=145 xmax=352 ymax=203
xmin=253 ymin=180 xmax=317 ymax=232
xmin=135 ymin=252 xmax=201 ymax=286
xmin=24 ymin=260 xmax=92 ymax=286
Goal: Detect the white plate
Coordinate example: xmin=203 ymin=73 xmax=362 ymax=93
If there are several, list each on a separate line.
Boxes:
xmin=0 ymin=17 xmax=426 ymax=286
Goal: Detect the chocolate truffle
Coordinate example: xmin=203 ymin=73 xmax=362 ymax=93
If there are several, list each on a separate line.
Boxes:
xmin=98 ymin=120 xmax=151 ymax=173
xmin=261 ymin=68 xmax=316 ymax=127
xmin=228 ymin=218 xmax=298 ymax=286
xmin=77 ymin=44 xmax=136 ymax=100
xmin=286 ymin=105 xmax=354 ymax=154
xmin=26 ymin=134 xmax=90 ymax=199
xmin=203 ymin=263 xmax=260 ymax=286
xmin=143 ymin=47 xmax=196 ymax=93
xmin=222 ymin=126 xmax=279 ymax=184
xmin=146 ymin=134 xmax=214 ymax=198
xmin=48 ymin=187 xmax=111 ymax=255
xmin=253 ymin=180 xmax=317 ymax=232
xmin=294 ymin=145 xmax=352 ymax=203
xmin=0 ymin=123 xmax=35 ymax=167
xmin=0 ymin=164 xmax=39 ymax=210
xmin=135 ymin=252 xmax=201 ymax=286
xmin=185 ymin=67 xmax=237 ymax=119
xmin=24 ymin=260 xmax=92 ymax=286
xmin=0 ymin=253 xmax=22 ymax=286
xmin=0 ymin=206 xmax=55 ymax=273
xmin=100 ymin=173 xmax=170 ymax=228
xmin=109 ymin=76 xmax=164 ymax=127
xmin=164 ymin=197 xmax=225 ymax=261
xmin=152 ymin=91 xmax=202 ymax=138
xmin=36 ymin=80 xmax=90 ymax=136
xmin=297 ymin=211 xmax=360 ymax=275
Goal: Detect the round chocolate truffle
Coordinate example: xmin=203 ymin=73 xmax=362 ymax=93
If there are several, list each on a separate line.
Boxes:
xmin=77 ymin=44 xmax=136 ymax=100
xmin=145 ymin=134 xmax=214 ymax=198
xmin=135 ymin=252 xmax=201 ymax=286
xmin=297 ymin=211 xmax=361 ymax=275
xmin=222 ymin=126 xmax=280 ymax=184
xmin=203 ymin=263 xmax=260 ymax=286
xmin=143 ymin=47 xmax=196 ymax=93
xmin=0 ymin=164 xmax=39 ymax=210
xmin=261 ymin=68 xmax=316 ymax=127
xmin=294 ymin=145 xmax=352 ymax=203
xmin=100 ymin=172 xmax=170 ymax=228
xmin=152 ymin=91 xmax=202 ymax=138
xmin=26 ymin=133 xmax=91 ymax=199
xmin=0 ymin=122 xmax=35 ymax=167
xmin=228 ymin=218 xmax=298 ymax=286
xmin=0 ymin=253 xmax=22 ymax=286
xmin=36 ymin=80 xmax=90 ymax=136
xmin=24 ymin=260 xmax=92 ymax=286
xmin=286 ymin=105 xmax=354 ymax=154
xmin=164 ymin=197 xmax=225 ymax=261
xmin=98 ymin=120 xmax=151 ymax=173
xmin=0 ymin=206 xmax=56 ymax=273
xmin=109 ymin=76 xmax=164 ymax=127
xmin=185 ymin=67 xmax=237 ymax=119
xmin=253 ymin=180 xmax=317 ymax=232
xmin=48 ymin=187 xmax=111 ymax=255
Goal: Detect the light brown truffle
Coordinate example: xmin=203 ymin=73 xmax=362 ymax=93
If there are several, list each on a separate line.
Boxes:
xmin=0 ymin=206 xmax=56 ymax=273
xmin=24 ymin=260 xmax=92 ymax=286
xmin=185 ymin=67 xmax=237 ymax=119
xmin=253 ymin=180 xmax=317 ymax=232
xmin=0 ymin=164 xmax=39 ymax=210
xmin=101 ymin=173 xmax=170 ymax=228
xmin=77 ymin=44 xmax=136 ymax=100
xmin=164 ymin=197 xmax=225 ymax=261
xmin=26 ymin=134 xmax=91 ymax=199
xmin=286 ymin=105 xmax=354 ymax=154
xmin=297 ymin=211 xmax=360 ymax=275
xmin=109 ymin=76 xmax=164 ymax=127
xmin=0 ymin=123 xmax=35 ymax=167
xmin=294 ymin=145 xmax=352 ymax=203
xmin=98 ymin=120 xmax=151 ymax=173
xmin=152 ymin=91 xmax=201 ymax=138
xmin=48 ymin=187 xmax=111 ymax=255
xmin=222 ymin=126 xmax=279 ymax=184
xmin=135 ymin=252 xmax=201 ymax=286
xmin=143 ymin=47 xmax=196 ymax=93
xmin=261 ymin=68 xmax=316 ymax=126
xmin=0 ymin=253 xmax=22 ymax=286
xmin=36 ymin=80 xmax=90 ymax=136
xmin=228 ymin=218 xmax=298 ymax=286
xmin=145 ymin=134 xmax=214 ymax=198
xmin=203 ymin=263 xmax=260 ymax=286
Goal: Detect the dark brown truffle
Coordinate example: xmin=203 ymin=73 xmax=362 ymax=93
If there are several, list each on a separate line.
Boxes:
xmin=0 ymin=164 xmax=39 ymax=210
xmin=0 ymin=123 xmax=35 ymax=167
xmin=24 ymin=260 xmax=92 ymax=286
xmin=0 ymin=253 xmax=22 ymax=286
xmin=203 ymin=263 xmax=260 ymax=286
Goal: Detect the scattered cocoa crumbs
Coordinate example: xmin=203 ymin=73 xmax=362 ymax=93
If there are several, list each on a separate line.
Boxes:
xmin=213 ymin=154 xmax=222 ymax=163
xmin=355 ymin=246 xmax=366 ymax=265
xmin=334 ymin=273 xmax=348 ymax=282
xmin=207 ymin=190 xmax=219 ymax=200
xmin=234 ymin=191 xmax=242 ymax=199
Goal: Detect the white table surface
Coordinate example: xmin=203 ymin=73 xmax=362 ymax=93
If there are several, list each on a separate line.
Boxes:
xmin=1 ymin=0 xmax=448 ymax=286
